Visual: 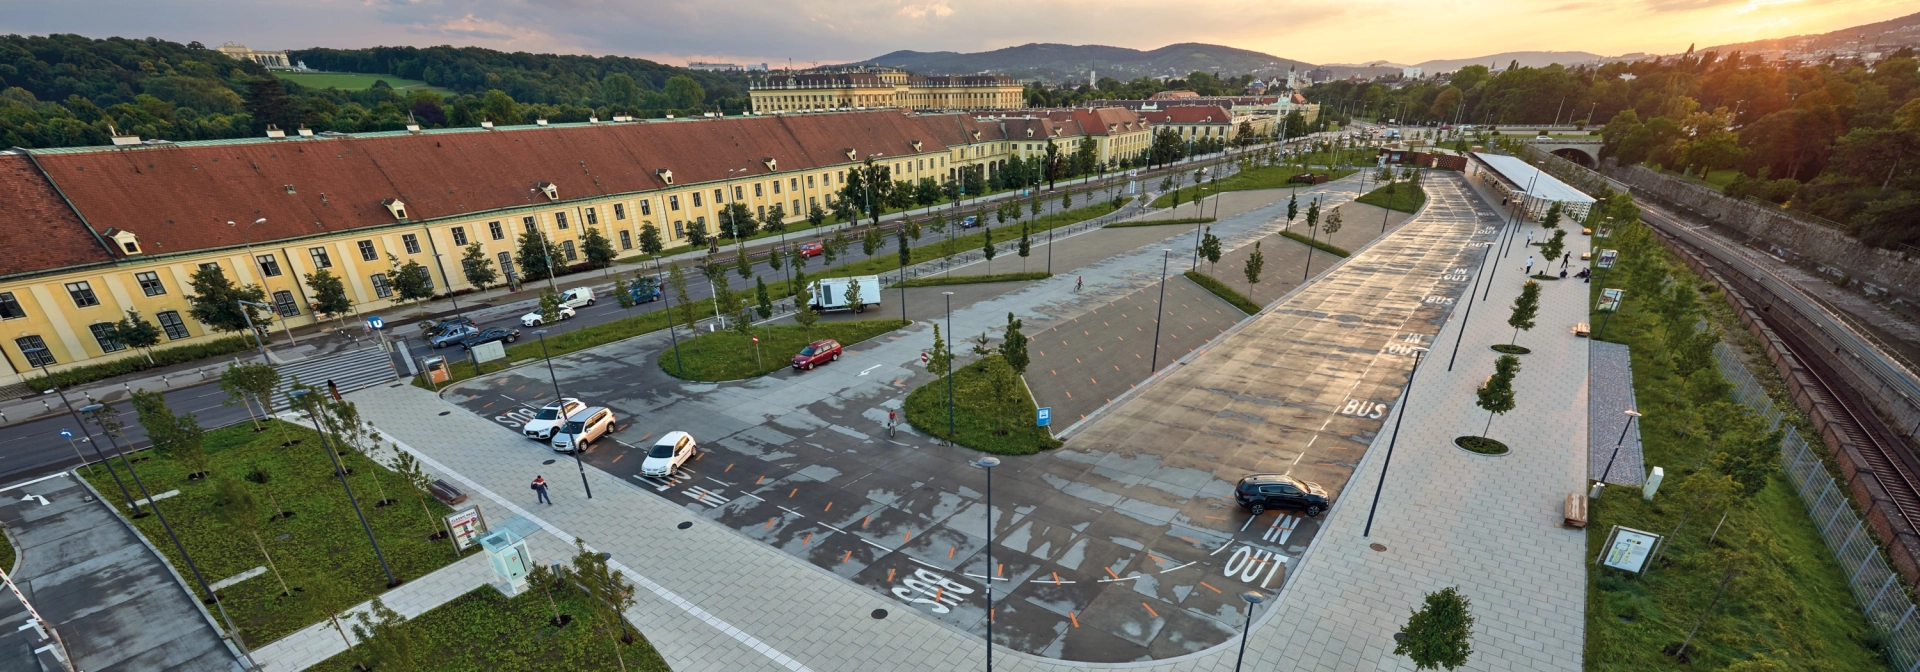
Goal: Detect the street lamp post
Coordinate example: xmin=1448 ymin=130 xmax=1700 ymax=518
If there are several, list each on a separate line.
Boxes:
xmin=974 ymin=456 xmax=1001 ymax=670
xmin=659 ymin=270 xmax=686 ymax=376
xmin=1150 ymin=249 xmax=1170 ymax=373
xmin=534 ymin=330 xmax=591 ymax=499
xmin=229 ymin=218 xmax=298 ymax=346
xmin=1365 ymin=349 xmax=1425 ymax=537
xmin=289 ymin=389 xmax=399 ymax=587
xmin=237 ymin=299 xmax=273 ymax=364
xmin=1597 ymin=409 xmax=1643 ymax=492
xmin=1235 ymin=591 xmax=1267 ymax=672
xmin=944 ymin=292 xmax=955 ymax=442
xmin=25 ymin=348 xmax=137 ymax=513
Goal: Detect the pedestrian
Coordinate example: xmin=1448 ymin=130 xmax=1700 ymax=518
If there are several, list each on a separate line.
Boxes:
xmin=887 ymin=409 xmax=898 ymax=438
xmin=531 ymin=475 xmax=551 ymax=505
xmin=1562 ymin=252 xmax=1571 ymax=268
xmin=1526 ymin=231 xmax=1534 ymax=247
xmin=1560 ymin=267 xmax=1568 ymax=279
xmin=1076 ymin=276 xmax=1084 ymax=292
xmin=1524 ymin=256 xmax=1534 ymax=275
xmin=327 ymin=379 xmax=342 ymax=401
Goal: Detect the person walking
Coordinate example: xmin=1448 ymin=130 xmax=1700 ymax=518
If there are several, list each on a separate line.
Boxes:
xmin=1562 ymin=252 xmax=1571 ymax=269
xmin=887 ymin=410 xmax=898 ymax=438
xmin=1524 ymin=256 xmax=1535 ymax=276
xmin=1526 ymin=231 xmax=1534 ymax=247
xmin=1076 ymin=276 xmax=1084 ymax=292
xmin=531 ymin=475 xmax=552 ymax=505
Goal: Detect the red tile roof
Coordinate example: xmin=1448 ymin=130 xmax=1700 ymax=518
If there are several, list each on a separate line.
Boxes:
xmin=1138 ymin=106 xmax=1234 ymax=124
xmin=0 ymin=153 xmax=114 ymax=278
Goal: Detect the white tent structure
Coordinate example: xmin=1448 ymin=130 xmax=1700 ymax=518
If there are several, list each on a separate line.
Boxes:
xmin=1468 ymin=152 xmax=1597 ymax=221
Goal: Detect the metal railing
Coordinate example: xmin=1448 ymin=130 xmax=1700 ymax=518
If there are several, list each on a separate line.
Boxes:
xmin=1715 ymin=340 xmax=1920 ymax=670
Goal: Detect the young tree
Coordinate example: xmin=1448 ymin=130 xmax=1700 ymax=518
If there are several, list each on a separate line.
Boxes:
xmin=526 ymin=560 xmax=568 ymax=627
xmin=982 ymin=354 xmax=1021 ymax=436
xmin=1507 ymin=280 xmax=1541 ymax=345
xmin=862 ymin=225 xmax=882 ymax=258
xmin=305 ymin=568 xmax=361 ymax=654
xmin=704 ymin=263 xmax=741 ymax=322
xmin=1476 ymin=355 xmax=1521 ymax=438
xmin=998 ymin=313 xmax=1029 ymax=375
xmin=927 ymin=324 xmax=952 ymax=380
xmin=572 ymin=540 xmax=637 ymax=670
xmin=219 ymin=362 xmax=281 ymax=431
xmin=793 ymin=277 xmax=819 ymax=333
xmin=896 ymin=230 xmax=911 ymax=272
xmin=1539 ymin=201 xmax=1564 ymax=230
xmin=685 ymin=220 xmax=710 ymax=249
xmin=212 ymin=476 xmax=292 ymax=596
xmin=1394 ymin=586 xmax=1475 ymax=671
xmin=667 ymin=263 xmax=695 ymax=329
xmin=734 ymin=245 xmax=753 ymax=281
xmin=1323 ymin=207 xmax=1344 ymax=237
xmin=386 ymin=450 xmax=446 ymax=550
xmin=1029 ymin=195 xmax=1041 ymax=220
xmin=454 ymin=243 xmax=497 ymax=292
xmin=515 ymin=229 xmax=560 ymax=281
xmin=843 ymin=277 xmax=863 ymax=314
xmin=349 ymin=598 xmax=417 ymax=672
xmin=581 ymin=226 xmax=617 ymax=269
xmin=1243 ymin=241 xmax=1266 ymax=301
xmin=132 ymin=389 xmax=209 ymax=478
xmin=755 ymin=277 xmax=773 ymax=319
xmin=807 ymin=202 xmax=828 ymax=230
xmin=538 ymin=288 xmax=562 ymax=326
xmin=115 ymin=310 xmax=163 ymax=364
xmin=1017 ymin=222 xmax=1032 ymax=272
xmin=305 ymin=268 xmax=355 ymax=326
xmin=187 ymin=265 xmax=272 ymax=335
xmin=613 ymin=276 xmax=633 ymax=310
xmin=760 ymin=203 xmax=786 ymax=234
xmin=982 ymin=226 xmax=997 ymax=274
xmin=638 ymin=224 xmax=664 ymax=258
xmin=1286 ymin=193 xmax=1299 ymax=231
xmin=1539 ymin=230 xmax=1567 ymax=271
xmin=1061 ymin=189 xmax=1073 ymax=211
xmin=820 ymin=235 xmax=839 ymax=269
xmin=386 ymin=254 xmax=434 ymax=306
xmin=1200 ymin=228 xmax=1223 ymax=274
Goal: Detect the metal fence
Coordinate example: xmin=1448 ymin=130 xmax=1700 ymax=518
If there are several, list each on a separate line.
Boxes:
xmin=1715 ymin=340 xmax=1920 ymax=670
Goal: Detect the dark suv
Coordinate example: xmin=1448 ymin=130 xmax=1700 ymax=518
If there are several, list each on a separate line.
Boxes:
xmin=1234 ymin=474 xmax=1329 ymax=517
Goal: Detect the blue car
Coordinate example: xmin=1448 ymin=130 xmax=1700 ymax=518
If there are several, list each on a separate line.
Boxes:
xmin=429 ymin=324 xmax=478 ymax=348
xmin=629 ymin=277 xmax=662 ymax=304
xmin=960 ymin=216 xmax=979 ymax=229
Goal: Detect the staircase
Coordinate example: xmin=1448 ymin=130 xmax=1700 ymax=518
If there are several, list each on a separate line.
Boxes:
xmin=269 ymin=346 xmax=400 ymax=411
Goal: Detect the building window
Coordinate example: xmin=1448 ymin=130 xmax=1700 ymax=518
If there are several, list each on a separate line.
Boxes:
xmin=309 ymin=247 xmax=333 ymax=269
xmin=791 ymin=177 xmax=799 ymax=191
xmin=135 ymin=271 xmax=166 ymax=296
xmin=639 ymin=200 xmax=652 ymax=216
xmin=65 ymin=281 xmax=99 ymax=308
xmin=809 ymin=196 xmax=819 ymax=209
xmin=17 ymin=336 xmax=54 ymax=366
xmin=771 ymin=181 xmax=781 ymax=195
xmin=452 ymin=227 xmax=469 ymax=246
xmin=154 ymin=311 xmax=189 ymax=340
xmin=585 ymin=207 xmax=598 ymax=225
xmin=807 ymin=175 xmax=816 ymax=188
xmin=714 ymin=188 xmax=724 ymax=204
xmin=273 ymin=290 xmax=299 ymax=317
xmin=619 ymin=230 xmax=632 ymax=249
xmin=673 ymin=220 xmax=685 ymax=238
xmin=555 ymin=212 xmax=569 ymax=229
xmin=614 ymin=203 xmax=626 ymax=220
xmin=371 ymin=273 xmax=393 ymax=298
xmin=669 ymin=195 xmax=681 ymax=211
xmin=0 ymin=292 xmax=24 ymax=319
xmin=199 ymin=262 xmax=222 ymax=273
xmin=489 ymin=221 xmax=505 ymax=240
xmin=256 ymin=254 xmax=283 ymax=277
xmin=496 ymin=251 xmax=513 ymax=276
xmin=523 ymin=216 xmax=538 ymax=232
xmin=402 ymin=234 xmax=421 ymax=254
xmin=358 ymin=240 xmax=378 ymax=261
xmin=692 ymin=191 xmax=704 ymax=208
xmin=792 ymin=199 xmax=800 ymax=213
xmin=561 ymin=240 xmax=578 ymax=261
xmin=89 ymin=323 xmax=124 ymax=353
xmin=733 ymin=185 xmax=744 ymax=200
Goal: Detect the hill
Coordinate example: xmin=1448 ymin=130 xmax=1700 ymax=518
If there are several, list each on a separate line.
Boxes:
xmin=851 ymin=42 xmax=1312 ymax=81
xmin=1700 ymin=10 xmax=1920 ymax=56
xmin=1414 ymin=51 xmax=1607 ymax=72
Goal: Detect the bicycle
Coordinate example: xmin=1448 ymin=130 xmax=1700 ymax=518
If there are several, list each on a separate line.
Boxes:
xmin=1076 ymin=276 xmax=1083 ymax=292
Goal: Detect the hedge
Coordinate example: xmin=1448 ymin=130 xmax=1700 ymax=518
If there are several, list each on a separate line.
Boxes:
xmin=25 ymin=336 xmax=256 ymax=392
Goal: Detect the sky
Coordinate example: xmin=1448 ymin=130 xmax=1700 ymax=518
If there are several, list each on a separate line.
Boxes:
xmin=3 ymin=0 xmax=1915 ymax=69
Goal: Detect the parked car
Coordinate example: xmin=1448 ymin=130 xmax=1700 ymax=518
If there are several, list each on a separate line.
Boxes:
xmin=521 ymin=305 xmax=576 ymax=327
xmin=640 ymin=431 xmax=697 ymax=476
xmin=797 ymin=242 xmax=824 ymax=258
xmin=551 ymin=407 xmax=616 ymax=453
xmin=1234 ymin=474 xmax=1329 ymax=517
xmin=629 ymin=276 xmax=662 ymax=304
xmin=459 ymin=328 xmax=521 ymax=350
xmin=792 ymin=339 xmax=843 ymax=371
xmin=429 ymin=324 xmax=478 ymax=348
xmin=523 ymin=398 xmax=585 ymax=440
xmin=559 ymin=286 xmax=596 ymax=309
xmin=422 ymin=316 xmax=476 ymax=338
xmin=959 ymin=216 xmax=980 ymax=229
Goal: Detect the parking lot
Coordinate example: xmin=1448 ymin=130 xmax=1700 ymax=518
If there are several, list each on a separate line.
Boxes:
xmin=438 ymin=175 xmax=1497 ymax=662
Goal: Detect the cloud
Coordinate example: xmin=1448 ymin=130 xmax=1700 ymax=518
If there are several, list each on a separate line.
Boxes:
xmin=896 ymin=0 xmax=956 ymax=19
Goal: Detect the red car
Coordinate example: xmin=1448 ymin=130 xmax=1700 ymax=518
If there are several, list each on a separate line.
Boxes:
xmin=792 ymin=339 xmax=843 ymax=370
xmin=797 ymin=242 xmax=824 ymax=258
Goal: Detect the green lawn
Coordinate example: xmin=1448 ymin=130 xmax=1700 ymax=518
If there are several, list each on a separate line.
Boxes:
xmin=276 ymin=72 xmax=449 ymax=94
xmin=904 ymin=359 xmax=1060 ymax=455
xmin=1184 ymin=270 xmax=1259 ymax=315
xmin=1107 ymin=217 xmax=1215 ymax=228
xmin=893 ymin=272 xmax=1049 ymax=288
xmin=0 ymin=522 xmax=13 ymax=573
xmin=1149 ymin=165 xmax=1358 ymax=208
xmin=1582 ymin=239 xmax=1886 ymax=670
xmin=1354 ymin=183 xmax=1427 ymax=214
xmin=312 ymin=586 xmax=669 ymax=671
xmin=78 ymin=420 xmax=473 ymax=646
xmin=656 ymin=319 xmax=907 ymax=381
xmin=1280 ymin=231 xmax=1349 ymax=257
xmin=808 ymin=201 xmax=1120 ymax=280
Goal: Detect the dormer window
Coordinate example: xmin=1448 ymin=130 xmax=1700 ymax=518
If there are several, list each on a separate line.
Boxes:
xmin=843 ymin=148 xmax=857 ymax=160
xmin=537 ymin=182 xmax=559 ymax=201
xmin=265 ymin=124 xmax=286 ymax=139
xmin=656 ymin=169 xmax=674 ymax=185
xmin=481 ymin=119 xmax=495 ymax=130
xmin=1025 ymin=128 xmax=1034 ymax=138
xmin=297 ymin=126 xmax=314 ymax=137
xmin=382 ymin=198 xmax=408 ymax=220
xmin=104 ymin=228 xmax=141 ymax=256
xmin=970 ymin=130 xmax=981 ymax=141
xmin=763 ymin=157 xmax=778 ymax=171
xmin=537 ymin=118 xmax=549 ymax=126
xmin=910 ymin=140 xmax=923 ymax=151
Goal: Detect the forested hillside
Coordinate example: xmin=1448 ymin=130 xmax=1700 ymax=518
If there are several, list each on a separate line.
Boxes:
xmin=0 ymin=34 xmax=749 ymax=150
xmin=1307 ymin=49 xmax=1920 ymax=248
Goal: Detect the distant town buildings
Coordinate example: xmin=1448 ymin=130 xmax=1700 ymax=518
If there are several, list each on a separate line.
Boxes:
xmin=213 ymin=42 xmax=296 ymax=70
xmin=1085 ymin=94 xmax=1318 ymax=129
xmin=749 ymin=66 xmax=1023 ymax=113
xmin=688 ymin=61 xmax=769 ymax=72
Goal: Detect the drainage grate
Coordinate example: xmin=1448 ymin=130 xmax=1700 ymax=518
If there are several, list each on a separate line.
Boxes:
xmin=677 ymin=521 xmax=693 ymax=530
xmin=871 ymin=609 xmax=888 ymax=620
xmin=438 ymin=411 xmax=450 ymax=416
xmin=1369 ymin=543 xmax=1387 ymax=552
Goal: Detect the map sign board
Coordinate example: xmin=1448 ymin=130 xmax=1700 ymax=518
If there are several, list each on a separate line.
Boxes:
xmin=1598 ymin=288 xmax=1625 ymax=313
xmin=444 ymin=505 xmax=488 ymax=551
xmin=1597 ymin=525 xmax=1662 ymax=574
xmin=1595 ymin=249 xmax=1618 ymax=268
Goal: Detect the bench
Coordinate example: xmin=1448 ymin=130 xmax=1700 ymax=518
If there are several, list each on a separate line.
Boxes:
xmin=1573 ymin=322 xmax=1591 ymax=337
xmin=431 ymin=479 xmax=468 ymax=506
xmin=1582 ymin=227 xmax=1593 ymax=235
xmin=1564 ymin=493 xmax=1589 ymax=528
xmin=1580 ymin=251 xmax=1592 ymax=260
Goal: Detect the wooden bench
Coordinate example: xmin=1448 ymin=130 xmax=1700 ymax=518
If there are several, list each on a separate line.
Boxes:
xmin=1564 ymin=493 xmax=1589 ymax=528
xmin=1580 ymin=251 xmax=1592 ymax=260
xmin=431 ymin=479 xmax=468 ymax=506
xmin=1573 ymin=322 xmax=1591 ymax=337
xmin=1581 ymin=227 xmax=1593 ymax=235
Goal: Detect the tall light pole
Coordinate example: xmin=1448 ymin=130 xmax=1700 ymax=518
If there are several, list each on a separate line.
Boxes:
xmin=1235 ymin=591 xmax=1266 ymax=672
xmin=974 ymin=456 xmax=1001 ymax=670
xmin=659 ymin=274 xmax=686 ymax=376
xmin=1150 ymin=249 xmax=1170 ymax=373
xmin=25 ymin=348 xmax=137 ymax=513
xmin=1365 ymin=349 xmax=1425 ymax=537
xmin=229 ymin=218 xmax=298 ymax=346
xmin=237 ymin=299 xmax=273 ymax=363
xmin=420 ymin=226 xmax=462 ymax=318
xmin=944 ymin=291 xmax=956 ymax=442
xmin=534 ymin=330 xmax=591 ymax=499
xmin=289 ymin=389 xmax=399 ymax=587
xmin=865 ymin=154 xmax=886 ymax=228
xmin=83 ymin=403 xmax=259 ymax=668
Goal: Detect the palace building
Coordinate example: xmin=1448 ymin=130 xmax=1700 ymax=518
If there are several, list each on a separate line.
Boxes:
xmin=749 ymin=67 xmax=1024 ymax=113
xmin=0 ymin=108 xmax=1150 ymax=386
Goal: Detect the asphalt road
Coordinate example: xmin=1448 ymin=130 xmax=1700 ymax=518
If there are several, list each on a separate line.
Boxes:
xmin=0 ymin=382 xmax=258 ymax=487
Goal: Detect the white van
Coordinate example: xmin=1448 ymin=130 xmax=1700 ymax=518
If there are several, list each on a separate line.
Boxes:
xmin=809 ymin=275 xmax=882 ymax=313
xmin=559 ymin=287 xmax=596 ymax=309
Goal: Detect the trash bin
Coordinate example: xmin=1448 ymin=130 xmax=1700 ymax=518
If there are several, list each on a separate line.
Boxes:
xmin=424 ymin=356 xmax=449 ymax=384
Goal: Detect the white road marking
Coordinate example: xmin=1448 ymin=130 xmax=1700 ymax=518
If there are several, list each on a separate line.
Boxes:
xmin=858 ymin=364 xmax=882 ymax=376
xmin=1159 ymin=561 xmax=1197 ymax=574
xmin=777 ymin=506 xmax=804 ymax=517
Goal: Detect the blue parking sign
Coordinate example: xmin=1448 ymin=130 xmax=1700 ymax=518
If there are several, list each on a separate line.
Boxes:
xmin=366 ymin=316 xmax=385 ymax=330
xmin=60 ymin=429 xmax=72 ymax=439
xmin=1036 ymin=407 xmax=1051 ymax=427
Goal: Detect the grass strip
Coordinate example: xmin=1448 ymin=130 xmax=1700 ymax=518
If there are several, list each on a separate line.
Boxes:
xmin=893 ymin=272 xmax=1050 ymax=288
xmin=313 ymin=586 xmax=670 ymax=671
xmin=904 ymin=359 xmax=1061 ymax=455
xmin=1354 ymin=183 xmax=1427 ymax=214
xmin=1107 ymin=217 xmax=1216 ymax=228
xmin=656 ymin=319 xmax=907 ymax=381
xmin=1279 ymin=231 xmax=1350 ymax=257
xmin=78 ymin=420 xmax=472 ymax=645
xmin=1149 ymin=166 xmax=1358 ymax=208
xmin=1183 ymin=271 xmax=1260 ymax=315
xmin=0 ymin=523 xmax=13 ymax=573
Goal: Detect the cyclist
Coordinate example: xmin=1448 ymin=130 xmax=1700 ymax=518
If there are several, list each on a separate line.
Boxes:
xmin=1076 ymin=276 xmax=1084 ymax=292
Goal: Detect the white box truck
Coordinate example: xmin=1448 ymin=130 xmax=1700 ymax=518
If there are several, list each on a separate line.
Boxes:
xmin=809 ymin=275 xmax=882 ymax=313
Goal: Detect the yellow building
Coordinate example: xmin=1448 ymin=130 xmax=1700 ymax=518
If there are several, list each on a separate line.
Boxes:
xmin=750 ymin=67 xmax=1023 ymax=113
xmin=0 ymin=107 xmax=1153 ymax=386
xmin=1137 ymin=106 xmax=1268 ymax=143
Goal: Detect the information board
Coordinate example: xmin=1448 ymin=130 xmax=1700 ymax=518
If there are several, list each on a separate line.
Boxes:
xmin=1598 ymin=525 xmax=1662 ymax=574
xmin=1598 ymin=288 xmax=1625 ymax=313
xmin=444 ymin=505 xmax=487 ymax=551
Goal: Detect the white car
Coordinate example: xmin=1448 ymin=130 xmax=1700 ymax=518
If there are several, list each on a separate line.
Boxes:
xmin=639 ymin=431 xmax=697 ymax=477
xmin=522 ymin=398 xmax=585 ymax=440
xmin=521 ymin=305 xmax=577 ymax=327
xmin=551 ymin=407 xmax=615 ymax=453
